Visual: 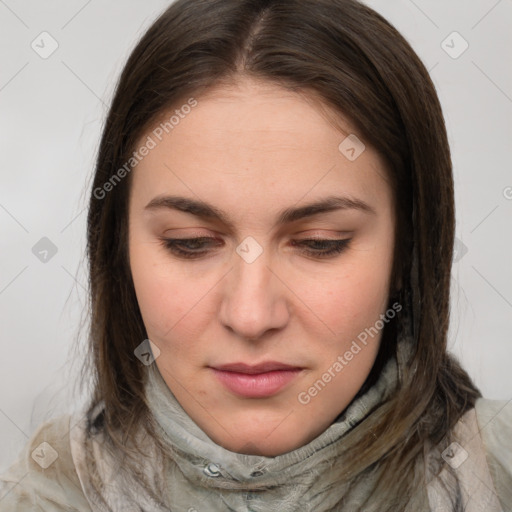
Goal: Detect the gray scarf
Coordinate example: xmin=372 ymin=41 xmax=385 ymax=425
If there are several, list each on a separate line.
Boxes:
xmin=69 ymin=339 xmax=502 ymax=511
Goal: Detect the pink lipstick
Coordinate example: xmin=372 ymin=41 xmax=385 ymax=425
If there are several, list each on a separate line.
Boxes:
xmin=210 ymin=362 xmax=303 ymax=398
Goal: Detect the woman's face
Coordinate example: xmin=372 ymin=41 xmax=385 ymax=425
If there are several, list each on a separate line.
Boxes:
xmin=128 ymin=77 xmax=395 ymax=456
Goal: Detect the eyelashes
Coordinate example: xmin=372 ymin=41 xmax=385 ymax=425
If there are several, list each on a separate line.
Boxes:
xmin=161 ymin=237 xmax=221 ymax=259
xmin=160 ymin=236 xmax=351 ymax=260
xmin=291 ymin=238 xmax=350 ymax=257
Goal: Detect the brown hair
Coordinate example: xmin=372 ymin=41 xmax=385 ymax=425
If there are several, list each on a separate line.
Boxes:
xmin=84 ymin=0 xmax=480 ymax=507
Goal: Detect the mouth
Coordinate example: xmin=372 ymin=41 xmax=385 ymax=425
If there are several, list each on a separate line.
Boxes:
xmin=209 ymin=361 xmax=304 ymax=398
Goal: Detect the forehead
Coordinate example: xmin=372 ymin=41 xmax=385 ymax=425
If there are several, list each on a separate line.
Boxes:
xmin=129 ymin=78 xmax=392 ymax=219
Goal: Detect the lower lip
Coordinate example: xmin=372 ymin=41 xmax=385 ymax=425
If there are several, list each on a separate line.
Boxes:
xmin=211 ymin=368 xmax=303 ymax=398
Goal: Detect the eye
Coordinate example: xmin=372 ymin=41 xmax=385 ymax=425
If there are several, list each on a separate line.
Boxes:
xmin=160 ymin=236 xmax=222 ymax=259
xmin=160 ymin=236 xmax=351 ymax=260
xmin=291 ymin=238 xmax=351 ymax=258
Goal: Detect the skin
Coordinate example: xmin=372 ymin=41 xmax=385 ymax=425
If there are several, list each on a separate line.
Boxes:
xmin=128 ymin=76 xmax=396 ymax=456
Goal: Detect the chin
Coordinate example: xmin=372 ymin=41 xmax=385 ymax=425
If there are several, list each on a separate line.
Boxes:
xmin=206 ymin=411 xmax=320 ymax=456
xmin=219 ymin=432 xmax=304 ymax=456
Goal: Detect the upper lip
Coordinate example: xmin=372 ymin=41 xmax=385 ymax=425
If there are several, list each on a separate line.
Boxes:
xmin=211 ymin=362 xmax=302 ymax=374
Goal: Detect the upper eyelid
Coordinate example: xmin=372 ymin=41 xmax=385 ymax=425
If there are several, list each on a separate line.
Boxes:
xmin=162 ymin=236 xmax=350 ymax=248
xmin=161 ymin=236 xmax=353 ymax=259
xmin=161 ymin=237 xmax=351 ymax=261
xmin=161 ymin=236 xmax=352 ymax=250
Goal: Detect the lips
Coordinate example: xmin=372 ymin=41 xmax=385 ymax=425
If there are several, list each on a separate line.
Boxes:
xmin=213 ymin=362 xmax=301 ymax=374
xmin=209 ymin=361 xmax=304 ymax=398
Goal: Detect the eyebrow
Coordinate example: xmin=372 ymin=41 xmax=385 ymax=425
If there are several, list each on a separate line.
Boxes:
xmin=144 ymin=194 xmax=376 ymax=229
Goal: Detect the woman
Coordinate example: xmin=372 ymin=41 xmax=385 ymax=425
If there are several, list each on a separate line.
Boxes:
xmin=1 ymin=0 xmax=511 ymax=510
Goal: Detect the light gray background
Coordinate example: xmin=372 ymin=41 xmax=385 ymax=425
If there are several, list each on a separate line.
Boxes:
xmin=1 ymin=0 xmax=511 ymax=472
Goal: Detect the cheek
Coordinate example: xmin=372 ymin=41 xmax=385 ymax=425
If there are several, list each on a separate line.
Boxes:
xmin=300 ymin=261 xmax=392 ymax=339
xmin=129 ymin=239 xmax=210 ymax=341
xmin=294 ymin=218 xmax=394 ymax=330
xmin=295 ymin=269 xmax=389 ymax=412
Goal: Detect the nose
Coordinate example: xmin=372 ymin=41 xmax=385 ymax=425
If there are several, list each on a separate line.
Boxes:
xmin=218 ymin=248 xmax=290 ymax=341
